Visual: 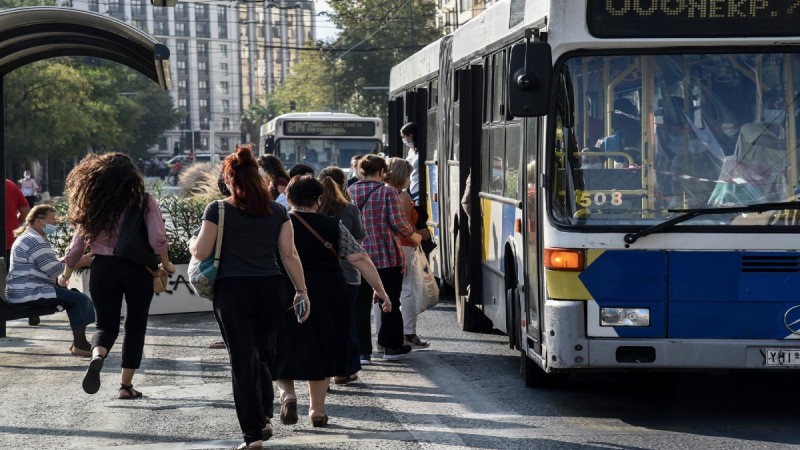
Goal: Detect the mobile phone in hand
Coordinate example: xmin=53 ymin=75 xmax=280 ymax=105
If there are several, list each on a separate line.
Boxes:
xmin=295 ymin=297 xmax=307 ymax=323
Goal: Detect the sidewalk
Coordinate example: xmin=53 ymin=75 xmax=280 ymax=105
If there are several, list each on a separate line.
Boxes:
xmin=0 ymin=308 xmax=422 ymax=449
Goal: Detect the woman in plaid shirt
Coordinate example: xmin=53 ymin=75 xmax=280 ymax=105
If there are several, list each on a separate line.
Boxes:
xmin=349 ymin=155 xmax=422 ymax=361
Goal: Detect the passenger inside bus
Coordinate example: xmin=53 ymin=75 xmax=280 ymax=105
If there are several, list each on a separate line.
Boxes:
xmin=709 ymin=90 xmax=790 ymax=206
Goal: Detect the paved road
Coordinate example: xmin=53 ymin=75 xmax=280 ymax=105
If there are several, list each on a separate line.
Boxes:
xmin=2 ymin=297 xmax=800 ymax=449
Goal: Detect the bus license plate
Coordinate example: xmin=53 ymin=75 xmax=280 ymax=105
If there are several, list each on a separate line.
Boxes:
xmin=764 ymin=348 xmax=800 ymax=366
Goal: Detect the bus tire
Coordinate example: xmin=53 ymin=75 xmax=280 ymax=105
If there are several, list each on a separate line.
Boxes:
xmin=454 ymin=234 xmax=490 ymax=332
xmin=520 ymin=351 xmax=569 ymax=388
xmin=506 ymin=287 xmax=519 ymax=350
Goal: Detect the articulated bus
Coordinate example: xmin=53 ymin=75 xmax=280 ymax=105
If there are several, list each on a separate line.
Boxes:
xmin=259 ymin=112 xmax=384 ymax=174
xmin=389 ymin=0 xmax=800 ymax=386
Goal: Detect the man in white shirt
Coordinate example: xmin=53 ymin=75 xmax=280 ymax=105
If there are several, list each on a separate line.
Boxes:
xmin=401 ymin=122 xmax=420 ymax=204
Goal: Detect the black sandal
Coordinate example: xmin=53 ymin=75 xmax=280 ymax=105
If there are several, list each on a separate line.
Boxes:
xmin=118 ymin=383 xmax=143 ymax=400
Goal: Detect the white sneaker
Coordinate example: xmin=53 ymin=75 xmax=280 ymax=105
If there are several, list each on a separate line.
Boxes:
xmin=359 ymin=354 xmax=372 ymax=365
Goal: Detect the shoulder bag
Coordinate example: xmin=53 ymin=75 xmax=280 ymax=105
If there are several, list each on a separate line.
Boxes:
xmin=188 ymin=201 xmax=225 ymax=301
xmin=113 ymin=194 xmax=160 ymax=268
xmin=290 ymin=211 xmax=339 ymax=263
xmin=413 ymin=246 xmax=440 ymax=314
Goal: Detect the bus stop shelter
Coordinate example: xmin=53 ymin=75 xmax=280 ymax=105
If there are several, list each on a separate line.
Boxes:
xmin=0 ymin=7 xmax=172 ymax=248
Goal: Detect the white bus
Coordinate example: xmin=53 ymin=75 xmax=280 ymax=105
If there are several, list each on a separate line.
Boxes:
xmin=259 ymin=112 xmax=384 ymax=174
xmin=390 ymin=0 xmax=800 ymax=386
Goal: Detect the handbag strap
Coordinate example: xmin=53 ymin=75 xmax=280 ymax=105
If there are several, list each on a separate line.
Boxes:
xmin=357 ymin=183 xmax=383 ymax=211
xmin=213 ymin=200 xmax=225 ymax=268
xmin=290 ymin=211 xmax=339 ymax=261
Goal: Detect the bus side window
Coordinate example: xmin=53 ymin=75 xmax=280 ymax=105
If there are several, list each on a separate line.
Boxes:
xmin=265 ymin=136 xmax=275 ymax=153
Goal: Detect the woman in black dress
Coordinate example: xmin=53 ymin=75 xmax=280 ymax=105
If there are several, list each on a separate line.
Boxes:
xmin=273 ymin=175 xmax=389 ymax=427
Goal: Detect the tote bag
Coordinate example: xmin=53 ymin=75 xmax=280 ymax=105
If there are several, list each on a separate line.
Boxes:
xmin=188 ymin=201 xmax=225 ymax=301
xmin=414 ymin=246 xmax=439 ymax=314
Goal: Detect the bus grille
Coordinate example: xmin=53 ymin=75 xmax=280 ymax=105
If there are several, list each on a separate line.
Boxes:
xmin=741 ymin=255 xmax=800 ymax=273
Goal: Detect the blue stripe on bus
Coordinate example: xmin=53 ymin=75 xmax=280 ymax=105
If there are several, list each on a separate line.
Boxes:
xmin=579 ymin=250 xmax=667 ymax=338
xmin=668 ymin=252 xmax=800 ymax=339
xmin=578 ymin=250 xmax=800 ymax=339
xmin=427 ymin=164 xmax=439 ymax=240
xmin=500 ymin=204 xmax=516 ymax=272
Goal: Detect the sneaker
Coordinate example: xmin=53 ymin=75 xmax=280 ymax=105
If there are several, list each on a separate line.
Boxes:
xmin=359 ymin=354 xmax=372 ymax=365
xmin=404 ymin=334 xmax=430 ymax=349
xmin=383 ymin=344 xmax=412 ymax=360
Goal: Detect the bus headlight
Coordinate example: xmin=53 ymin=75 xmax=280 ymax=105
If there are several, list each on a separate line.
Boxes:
xmin=600 ymin=308 xmax=650 ymax=327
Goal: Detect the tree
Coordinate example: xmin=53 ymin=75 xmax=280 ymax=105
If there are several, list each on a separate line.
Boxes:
xmin=240 ymin=102 xmax=272 ymax=144
xmin=266 ymin=0 xmax=443 ymax=121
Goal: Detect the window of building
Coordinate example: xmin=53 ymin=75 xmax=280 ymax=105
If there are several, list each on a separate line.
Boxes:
xmin=221 ymin=63 xmax=229 ymax=75
xmin=199 ymin=80 xmax=207 ymax=90
xmin=132 ymin=20 xmax=147 ymax=33
xmin=222 ymin=100 xmax=230 ymax=113
xmin=178 ymin=79 xmax=187 ymax=89
xmin=176 ymin=60 xmax=186 ymax=70
xmin=218 ymin=5 xmax=227 ymax=21
xmin=221 ymin=137 xmax=230 ymax=151
xmin=178 ymin=98 xmax=187 ymax=107
xmin=176 ymin=41 xmax=186 ymax=53
xmin=220 ymin=44 xmax=228 ymax=57
xmin=197 ymin=23 xmax=210 ymax=38
xmin=154 ymin=20 xmax=168 ymax=35
xmin=175 ymin=23 xmax=187 ymax=36
xmin=222 ymin=118 xmax=231 ymax=130
xmin=198 ymin=61 xmax=207 ymax=72
xmin=196 ymin=3 xmax=209 ymax=20
xmin=219 ymin=24 xmax=228 ymax=39
xmin=197 ymin=42 xmax=208 ymax=55
xmin=88 ymin=0 xmax=99 ymax=12
xmin=199 ymin=99 xmax=208 ymax=108
xmin=175 ymin=3 xmax=188 ymax=18
xmin=220 ymin=81 xmax=229 ymax=95
xmin=132 ymin=0 xmax=146 ymax=15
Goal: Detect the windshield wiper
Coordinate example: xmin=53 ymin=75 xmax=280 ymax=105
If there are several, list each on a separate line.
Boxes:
xmin=623 ymin=201 xmax=800 ymax=245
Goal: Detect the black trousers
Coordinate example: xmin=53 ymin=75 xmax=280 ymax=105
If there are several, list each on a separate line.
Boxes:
xmin=89 ymin=255 xmax=154 ymax=369
xmin=214 ymin=276 xmax=287 ymax=445
xmin=356 ymin=265 xmax=404 ymax=353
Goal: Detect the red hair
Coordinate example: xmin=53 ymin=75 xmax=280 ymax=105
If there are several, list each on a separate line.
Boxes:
xmin=222 ymin=144 xmax=273 ymax=216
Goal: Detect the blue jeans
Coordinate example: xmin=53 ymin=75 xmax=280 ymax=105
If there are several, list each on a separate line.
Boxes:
xmin=21 ymin=287 xmax=95 ymax=329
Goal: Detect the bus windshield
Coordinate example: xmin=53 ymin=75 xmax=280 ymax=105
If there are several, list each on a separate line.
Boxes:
xmin=276 ymin=138 xmax=382 ymax=173
xmin=551 ymin=51 xmax=800 ymax=228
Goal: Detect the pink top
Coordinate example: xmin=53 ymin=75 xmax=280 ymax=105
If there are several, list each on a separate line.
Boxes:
xmin=64 ymin=195 xmax=168 ymax=267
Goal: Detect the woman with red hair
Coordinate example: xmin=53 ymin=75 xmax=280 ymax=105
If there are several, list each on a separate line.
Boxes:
xmin=190 ymin=145 xmax=308 ymax=449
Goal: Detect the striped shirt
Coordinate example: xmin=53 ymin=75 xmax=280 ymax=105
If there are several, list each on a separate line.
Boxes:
xmin=348 ymin=180 xmax=414 ymax=269
xmin=6 ymin=229 xmax=62 ymax=303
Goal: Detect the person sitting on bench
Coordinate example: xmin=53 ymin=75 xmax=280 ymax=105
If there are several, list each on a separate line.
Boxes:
xmin=6 ymin=204 xmax=95 ymax=356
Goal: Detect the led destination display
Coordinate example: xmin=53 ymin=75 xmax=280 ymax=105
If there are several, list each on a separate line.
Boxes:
xmin=588 ymin=0 xmax=800 ymax=38
xmin=283 ymin=120 xmax=376 ymax=137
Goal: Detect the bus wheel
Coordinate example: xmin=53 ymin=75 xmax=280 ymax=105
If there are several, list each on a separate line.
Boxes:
xmin=520 ymin=351 xmax=569 ymax=388
xmin=506 ymin=287 xmax=519 ymax=350
xmin=454 ymin=235 xmax=489 ymax=332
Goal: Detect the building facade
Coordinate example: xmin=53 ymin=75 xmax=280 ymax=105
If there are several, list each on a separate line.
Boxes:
xmin=70 ymin=0 xmax=314 ymax=156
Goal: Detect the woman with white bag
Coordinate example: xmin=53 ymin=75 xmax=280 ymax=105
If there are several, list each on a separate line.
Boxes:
xmin=379 ymin=157 xmax=431 ymax=349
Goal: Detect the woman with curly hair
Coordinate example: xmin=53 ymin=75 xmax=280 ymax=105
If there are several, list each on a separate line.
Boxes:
xmin=190 ymin=145 xmax=308 ymax=449
xmin=63 ymin=152 xmax=176 ymax=399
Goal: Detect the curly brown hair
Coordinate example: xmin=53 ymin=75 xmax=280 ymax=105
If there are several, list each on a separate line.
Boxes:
xmin=64 ymin=152 xmax=147 ymax=242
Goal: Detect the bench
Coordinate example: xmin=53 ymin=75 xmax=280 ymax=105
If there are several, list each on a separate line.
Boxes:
xmin=0 ymin=257 xmax=65 ymax=338
xmin=0 ymin=301 xmax=64 ymax=337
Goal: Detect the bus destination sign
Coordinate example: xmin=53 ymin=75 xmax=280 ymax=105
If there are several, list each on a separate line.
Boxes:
xmin=283 ymin=120 xmax=376 ymax=137
xmin=588 ymin=0 xmax=800 ymax=38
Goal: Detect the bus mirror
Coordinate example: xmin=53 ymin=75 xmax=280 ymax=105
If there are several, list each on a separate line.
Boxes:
xmin=507 ymin=41 xmax=551 ymax=117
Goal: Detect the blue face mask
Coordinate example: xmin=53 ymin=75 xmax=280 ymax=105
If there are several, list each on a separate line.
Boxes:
xmin=43 ymin=224 xmax=58 ymax=235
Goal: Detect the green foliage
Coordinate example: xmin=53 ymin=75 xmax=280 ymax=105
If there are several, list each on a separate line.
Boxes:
xmin=4 ymin=57 xmax=180 ymax=181
xmin=266 ymin=0 xmax=444 ymax=120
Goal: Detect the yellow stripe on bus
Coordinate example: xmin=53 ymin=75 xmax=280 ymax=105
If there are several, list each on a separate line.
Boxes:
xmin=481 ymin=198 xmax=491 ymax=261
xmin=544 ymin=249 xmax=605 ymax=300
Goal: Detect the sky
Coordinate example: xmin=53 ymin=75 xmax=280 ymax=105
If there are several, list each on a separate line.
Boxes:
xmin=314 ymin=0 xmax=340 ymax=42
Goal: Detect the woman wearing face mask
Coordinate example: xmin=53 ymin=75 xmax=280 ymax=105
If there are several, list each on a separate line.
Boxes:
xmin=18 ymin=170 xmax=40 ymax=207
xmin=6 ymin=204 xmax=95 ymax=356
xmin=400 ymin=122 xmax=420 ymax=204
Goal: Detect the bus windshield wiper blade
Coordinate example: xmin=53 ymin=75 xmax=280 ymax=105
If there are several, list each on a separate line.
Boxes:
xmin=623 ymin=201 xmax=800 ymax=245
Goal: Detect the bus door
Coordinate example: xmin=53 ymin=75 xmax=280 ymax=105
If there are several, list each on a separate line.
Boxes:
xmin=425 ymin=82 xmax=442 ymax=277
xmin=388 ymin=97 xmax=404 ymax=156
xmin=523 ymin=117 xmax=542 ymax=353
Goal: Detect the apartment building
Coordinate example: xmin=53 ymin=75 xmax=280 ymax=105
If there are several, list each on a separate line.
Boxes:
xmin=71 ymin=0 xmax=315 ymax=155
